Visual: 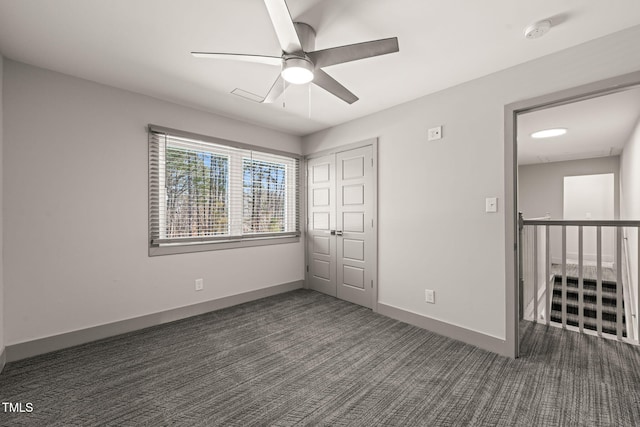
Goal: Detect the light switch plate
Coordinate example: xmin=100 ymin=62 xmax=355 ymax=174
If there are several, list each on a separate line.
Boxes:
xmin=425 ymin=289 xmax=435 ymax=304
xmin=485 ymin=197 xmax=498 ymax=213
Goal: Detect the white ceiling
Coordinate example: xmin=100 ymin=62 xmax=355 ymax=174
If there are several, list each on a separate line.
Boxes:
xmin=518 ymin=86 xmax=640 ymax=165
xmin=1 ymin=0 xmax=640 ymax=136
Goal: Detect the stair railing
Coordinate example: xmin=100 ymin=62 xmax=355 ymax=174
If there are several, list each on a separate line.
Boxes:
xmin=622 ymin=231 xmax=637 ymax=340
xmin=519 ymin=214 xmax=550 ymax=323
xmin=520 ymin=217 xmax=640 ymax=344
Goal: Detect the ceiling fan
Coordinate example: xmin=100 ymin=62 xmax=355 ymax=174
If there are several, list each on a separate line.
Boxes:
xmin=191 ymin=0 xmax=399 ymax=104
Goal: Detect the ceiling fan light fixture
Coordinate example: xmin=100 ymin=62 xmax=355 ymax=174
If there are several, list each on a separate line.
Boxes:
xmin=281 ymin=57 xmax=314 ymax=84
xmin=531 ymin=128 xmax=567 ymax=139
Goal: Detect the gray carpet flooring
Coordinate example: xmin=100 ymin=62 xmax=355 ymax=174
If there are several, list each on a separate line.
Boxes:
xmin=1 ymin=289 xmax=640 ymax=426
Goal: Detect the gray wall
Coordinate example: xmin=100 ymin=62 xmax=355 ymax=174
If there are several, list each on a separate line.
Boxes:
xmin=519 ymin=156 xmax=620 ymax=220
xmin=518 ymin=156 xmax=620 ymax=263
xmin=0 ymin=54 xmax=4 ymax=364
xmin=3 ymin=60 xmax=304 ymax=346
xmin=620 ymin=117 xmax=640 ymax=317
xmin=302 ymin=25 xmax=640 ymax=343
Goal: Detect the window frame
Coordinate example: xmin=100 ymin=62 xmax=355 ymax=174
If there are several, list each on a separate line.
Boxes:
xmin=148 ymin=124 xmax=302 ymax=256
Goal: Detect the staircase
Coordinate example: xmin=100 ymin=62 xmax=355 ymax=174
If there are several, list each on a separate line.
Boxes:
xmin=550 ymin=275 xmax=626 ymax=337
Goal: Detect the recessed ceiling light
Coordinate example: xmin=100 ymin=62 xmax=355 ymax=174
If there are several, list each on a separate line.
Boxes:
xmin=531 ymin=128 xmax=567 ymax=139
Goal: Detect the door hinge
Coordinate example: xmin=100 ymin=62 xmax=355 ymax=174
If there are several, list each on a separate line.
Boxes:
xmin=371 ymin=158 xmax=374 ymax=167
xmin=371 ymin=219 xmax=374 ymax=228
xmin=306 ymin=265 xmax=309 ymax=273
xmin=371 ymin=280 xmax=374 ymax=288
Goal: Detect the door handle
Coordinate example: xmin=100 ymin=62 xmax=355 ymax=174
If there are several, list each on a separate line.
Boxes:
xmin=335 ymin=230 xmax=343 ymax=236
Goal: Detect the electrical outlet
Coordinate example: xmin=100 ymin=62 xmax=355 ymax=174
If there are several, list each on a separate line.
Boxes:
xmin=195 ymin=278 xmax=204 ymax=291
xmin=425 ymin=289 xmax=435 ymax=304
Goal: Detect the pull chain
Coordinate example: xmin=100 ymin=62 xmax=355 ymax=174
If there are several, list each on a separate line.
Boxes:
xmin=308 ymin=84 xmax=311 ymax=119
xmin=282 ymin=78 xmax=286 ymax=109
xmin=281 ymin=63 xmax=286 ymax=108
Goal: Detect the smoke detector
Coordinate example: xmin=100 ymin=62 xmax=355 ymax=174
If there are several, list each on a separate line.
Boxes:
xmin=524 ymin=20 xmax=551 ymax=39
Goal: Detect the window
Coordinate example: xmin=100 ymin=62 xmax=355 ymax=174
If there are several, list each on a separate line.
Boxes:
xmin=149 ymin=125 xmax=300 ymax=255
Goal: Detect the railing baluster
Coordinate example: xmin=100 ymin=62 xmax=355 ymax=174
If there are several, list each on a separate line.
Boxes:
xmin=578 ymin=226 xmax=584 ymax=333
xmin=616 ymin=227 xmax=623 ymax=340
xmin=545 ymin=225 xmax=550 ymax=326
xmin=534 ymin=225 xmax=538 ymax=323
xmin=522 ymin=219 xmax=640 ymax=343
xmin=562 ymin=225 xmax=567 ymax=328
xmin=518 ymin=216 xmax=524 ymax=322
xmin=597 ymin=226 xmax=603 ymax=336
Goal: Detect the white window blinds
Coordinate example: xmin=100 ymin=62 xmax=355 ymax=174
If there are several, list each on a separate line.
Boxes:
xmin=149 ymin=125 xmax=300 ymax=247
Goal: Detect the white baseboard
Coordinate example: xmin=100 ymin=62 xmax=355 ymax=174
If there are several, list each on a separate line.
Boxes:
xmin=6 ymin=280 xmax=303 ymax=363
xmin=377 ymin=303 xmax=509 ymax=357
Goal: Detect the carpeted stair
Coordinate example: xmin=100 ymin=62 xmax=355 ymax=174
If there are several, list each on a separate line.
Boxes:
xmin=550 ymin=275 xmax=626 ymax=337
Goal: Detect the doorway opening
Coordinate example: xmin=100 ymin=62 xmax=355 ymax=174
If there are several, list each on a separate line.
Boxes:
xmin=505 ymin=71 xmax=640 ymax=357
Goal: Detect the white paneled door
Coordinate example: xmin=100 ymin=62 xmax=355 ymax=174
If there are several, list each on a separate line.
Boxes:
xmin=307 ymin=144 xmax=375 ymax=309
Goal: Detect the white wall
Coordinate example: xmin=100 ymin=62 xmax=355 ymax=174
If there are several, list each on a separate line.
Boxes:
xmin=519 ymin=157 xmax=620 ymax=263
xmin=564 ymin=173 xmax=615 ymax=262
xmin=302 ymin=26 xmax=640 ymax=341
xmin=620 ymin=117 xmax=640 ymax=326
xmin=3 ymin=60 xmax=304 ymax=345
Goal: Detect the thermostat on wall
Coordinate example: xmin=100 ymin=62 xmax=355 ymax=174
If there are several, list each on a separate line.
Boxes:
xmin=428 ymin=126 xmax=442 ymax=141
xmin=486 ymin=197 xmax=498 ymax=213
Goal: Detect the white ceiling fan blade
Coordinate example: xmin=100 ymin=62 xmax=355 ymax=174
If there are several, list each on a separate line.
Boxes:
xmin=262 ymin=75 xmax=290 ymax=104
xmin=191 ymin=52 xmax=282 ymax=66
xmin=312 ymin=69 xmax=358 ymax=104
xmin=263 ymin=0 xmax=303 ymax=53
xmin=307 ymin=37 xmax=399 ymax=68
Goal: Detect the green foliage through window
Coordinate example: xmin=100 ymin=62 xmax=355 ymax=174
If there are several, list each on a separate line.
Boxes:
xmin=165 ymin=146 xmax=229 ymax=238
xmin=243 ymin=158 xmax=286 ymax=234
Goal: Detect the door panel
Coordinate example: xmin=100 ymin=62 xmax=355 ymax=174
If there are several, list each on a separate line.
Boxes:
xmin=343 ymin=265 xmax=365 ymax=289
xmin=343 ymin=184 xmax=364 ymax=205
xmin=313 ymin=188 xmax=330 ymax=206
xmin=343 ymin=239 xmax=364 ymax=261
xmin=343 ymin=212 xmax=365 ymax=232
xmin=336 ymin=146 xmax=374 ymax=308
xmin=307 ymin=157 xmax=336 ymax=296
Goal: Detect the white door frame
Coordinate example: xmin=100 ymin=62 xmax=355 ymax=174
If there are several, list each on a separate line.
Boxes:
xmin=304 ymin=138 xmax=379 ymax=312
xmin=504 ymin=71 xmax=640 ymax=358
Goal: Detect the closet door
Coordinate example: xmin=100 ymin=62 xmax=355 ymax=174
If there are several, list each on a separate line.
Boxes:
xmin=307 ymin=155 xmax=337 ymax=297
xmin=335 ymin=146 xmax=374 ymax=308
xmin=307 ymin=144 xmax=375 ymax=309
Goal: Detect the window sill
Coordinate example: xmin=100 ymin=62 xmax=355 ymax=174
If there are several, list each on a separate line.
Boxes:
xmin=148 ymin=235 xmax=300 ymax=257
